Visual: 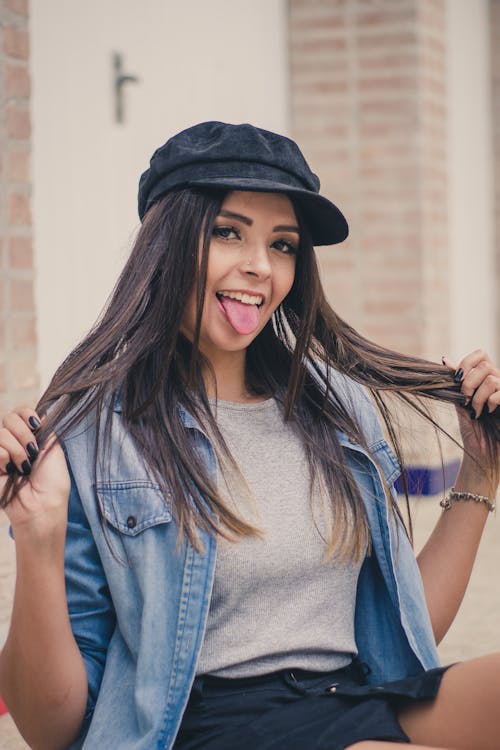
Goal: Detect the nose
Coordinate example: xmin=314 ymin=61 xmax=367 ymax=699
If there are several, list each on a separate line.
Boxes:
xmin=241 ymin=241 xmax=272 ymax=278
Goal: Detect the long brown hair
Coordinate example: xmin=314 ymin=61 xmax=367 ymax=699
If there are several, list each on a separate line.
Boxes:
xmin=2 ymin=188 xmax=499 ymax=560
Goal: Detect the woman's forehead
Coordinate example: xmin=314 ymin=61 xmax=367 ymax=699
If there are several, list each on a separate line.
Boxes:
xmin=220 ymin=191 xmax=298 ymax=226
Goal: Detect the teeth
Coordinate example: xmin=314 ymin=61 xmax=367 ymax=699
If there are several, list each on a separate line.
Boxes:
xmin=218 ymin=290 xmax=263 ymax=306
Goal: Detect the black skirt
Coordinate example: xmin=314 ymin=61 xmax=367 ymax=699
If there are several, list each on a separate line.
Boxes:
xmin=174 ymin=659 xmax=450 ymax=750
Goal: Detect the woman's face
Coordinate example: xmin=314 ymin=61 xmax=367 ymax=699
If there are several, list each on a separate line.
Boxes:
xmin=181 ymin=190 xmax=298 ymax=363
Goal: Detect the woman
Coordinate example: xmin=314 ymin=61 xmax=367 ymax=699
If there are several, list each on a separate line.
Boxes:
xmin=0 ymin=121 xmax=499 ymax=750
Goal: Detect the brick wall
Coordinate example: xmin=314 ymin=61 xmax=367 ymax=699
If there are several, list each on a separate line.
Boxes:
xmin=0 ymin=0 xmax=38 ymax=414
xmin=289 ymin=0 xmax=449 ymax=361
xmin=289 ymin=0 xmax=457 ymax=476
xmin=491 ymin=0 xmax=500 ymax=360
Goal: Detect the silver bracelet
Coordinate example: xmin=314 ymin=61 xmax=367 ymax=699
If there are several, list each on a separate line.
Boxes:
xmin=440 ymin=486 xmax=496 ymax=513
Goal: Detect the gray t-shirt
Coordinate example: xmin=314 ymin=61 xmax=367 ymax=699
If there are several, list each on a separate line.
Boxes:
xmin=197 ymin=397 xmax=363 ymax=678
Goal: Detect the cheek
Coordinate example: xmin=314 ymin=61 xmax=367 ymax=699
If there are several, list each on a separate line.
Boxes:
xmin=277 ymin=259 xmax=296 ymax=302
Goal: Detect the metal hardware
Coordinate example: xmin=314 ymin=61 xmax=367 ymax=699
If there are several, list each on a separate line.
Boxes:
xmin=440 ymin=486 xmax=496 ymax=513
xmin=113 ymin=52 xmax=139 ymax=124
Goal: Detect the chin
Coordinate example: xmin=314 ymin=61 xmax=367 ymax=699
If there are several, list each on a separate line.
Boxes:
xmin=202 ymin=331 xmax=261 ymax=356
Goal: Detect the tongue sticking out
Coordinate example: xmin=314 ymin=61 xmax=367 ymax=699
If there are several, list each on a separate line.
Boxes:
xmin=219 ymin=296 xmax=260 ymax=335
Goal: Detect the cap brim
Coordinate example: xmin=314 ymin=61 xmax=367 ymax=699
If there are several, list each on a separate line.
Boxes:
xmin=187 ymin=177 xmax=348 ymax=246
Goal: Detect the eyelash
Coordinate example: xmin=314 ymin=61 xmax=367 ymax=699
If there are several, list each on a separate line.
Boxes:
xmin=213 ymin=225 xmax=240 ymax=241
xmin=212 ymin=225 xmax=298 ymax=255
xmin=271 ymin=238 xmax=298 ymax=256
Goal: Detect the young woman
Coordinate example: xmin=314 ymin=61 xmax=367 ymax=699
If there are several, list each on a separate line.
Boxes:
xmin=0 ymin=121 xmax=499 ymax=750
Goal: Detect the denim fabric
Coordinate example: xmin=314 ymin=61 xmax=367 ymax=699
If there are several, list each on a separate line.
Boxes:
xmin=61 ymin=372 xmax=440 ymax=749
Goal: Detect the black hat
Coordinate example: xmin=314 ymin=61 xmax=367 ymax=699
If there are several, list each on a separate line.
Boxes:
xmin=138 ymin=121 xmax=348 ymax=246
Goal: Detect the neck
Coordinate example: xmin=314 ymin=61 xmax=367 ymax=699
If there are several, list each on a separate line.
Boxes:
xmin=202 ymin=350 xmax=265 ymax=403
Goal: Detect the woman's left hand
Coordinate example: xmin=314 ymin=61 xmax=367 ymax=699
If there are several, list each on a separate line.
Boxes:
xmin=443 ymin=349 xmax=500 ymax=493
xmin=419 ymin=351 xmax=499 ymax=643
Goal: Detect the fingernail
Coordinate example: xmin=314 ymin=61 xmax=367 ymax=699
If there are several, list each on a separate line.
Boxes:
xmin=21 ymin=460 xmax=31 ymax=476
xmin=5 ymin=461 xmax=16 ymax=474
xmin=28 ymin=416 xmax=41 ymax=430
xmin=453 ymin=368 xmax=464 ymax=383
xmin=26 ymin=442 xmax=38 ymax=461
xmin=460 ymin=394 xmax=469 ymax=407
xmin=469 ymin=406 xmax=476 ymax=420
xmin=441 ymin=355 xmax=447 ymax=365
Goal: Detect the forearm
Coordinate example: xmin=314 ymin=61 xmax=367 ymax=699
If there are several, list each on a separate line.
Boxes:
xmin=0 ymin=536 xmax=88 ymax=750
xmin=417 ymin=460 xmax=495 ymax=644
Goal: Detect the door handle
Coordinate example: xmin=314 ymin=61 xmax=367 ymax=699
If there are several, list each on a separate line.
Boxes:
xmin=113 ymin=52 xmax=139 ymax=124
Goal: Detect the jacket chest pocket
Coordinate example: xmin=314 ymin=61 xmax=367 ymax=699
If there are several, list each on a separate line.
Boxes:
xmin=96 ymin=480 xmax=172 ymax=536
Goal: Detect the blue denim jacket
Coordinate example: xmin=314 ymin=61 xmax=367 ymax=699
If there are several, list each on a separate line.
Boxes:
xmin=62 ymin=373 xmax=440 ymax=749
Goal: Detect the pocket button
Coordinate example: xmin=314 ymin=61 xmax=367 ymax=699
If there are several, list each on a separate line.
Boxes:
xmin=126 ymin=515 xmax=138 ymax=529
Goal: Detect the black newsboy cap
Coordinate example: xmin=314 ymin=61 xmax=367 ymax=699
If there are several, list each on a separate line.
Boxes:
xmin=138 ymin=121 xmax=348 ymax=246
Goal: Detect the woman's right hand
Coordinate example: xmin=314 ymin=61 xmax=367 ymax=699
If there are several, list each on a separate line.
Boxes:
xmin=0 ymin=411 xmax=88 ymax=749
xmin=0 ymin=408 xmax=71 ymax=546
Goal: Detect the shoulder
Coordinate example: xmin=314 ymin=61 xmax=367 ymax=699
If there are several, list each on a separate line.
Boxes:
xmin=52 ymin=391 xmax=118 ymax=443
xmin=327 ymin=367 xmax=374 ymax=410
xmin=321 ymin=367 xmax=384 ymax=443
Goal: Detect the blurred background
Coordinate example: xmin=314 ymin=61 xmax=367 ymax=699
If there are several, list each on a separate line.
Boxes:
xmin=1 ymin=0 xmax=499 ymax=746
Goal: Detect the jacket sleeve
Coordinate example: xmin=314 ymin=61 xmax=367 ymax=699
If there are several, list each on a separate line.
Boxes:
xmin=64 ymin=460 xmax=116 ymax=724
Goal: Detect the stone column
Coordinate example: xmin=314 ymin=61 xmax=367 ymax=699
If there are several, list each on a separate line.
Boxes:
xmin=289 ymin=0 xmax=449 ymax=359
xmin=289 ymin=0 xmax=456 ymax=493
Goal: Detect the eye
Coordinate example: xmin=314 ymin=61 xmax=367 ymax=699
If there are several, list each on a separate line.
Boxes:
xmin=271 ymin=238 xmax=298 ymax=255
xmin=213 ymin=225 xmax=240 ymax=241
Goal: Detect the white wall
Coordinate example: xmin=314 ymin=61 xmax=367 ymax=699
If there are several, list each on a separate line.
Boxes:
xmin=447 ymin=0 xmax=496 ymax=361
xmin=30 ymin=0 xmax=289 ymax=388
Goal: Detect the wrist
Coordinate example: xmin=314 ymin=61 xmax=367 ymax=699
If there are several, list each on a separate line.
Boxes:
xmin=440 ymin=486 xmax=496 ymax=513
xmin=12 ymin=514 xmax=67 ymax=562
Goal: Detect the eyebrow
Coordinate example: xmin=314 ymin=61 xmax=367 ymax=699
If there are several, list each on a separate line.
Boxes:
xmin=274 ymin=224 xmax=300 ymax=234
xmin=218 ymin=209 xmax=300 ymax=234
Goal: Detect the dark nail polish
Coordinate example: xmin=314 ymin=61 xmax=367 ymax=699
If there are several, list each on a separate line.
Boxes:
xmin=21 ymin=460 xmax=31 ymax=476
xmin=453 ymin=368 xmax=464 ymax=383
xmin=469 ymin=407 xmax=476 ymax=420
xmin=460 ymin=394 xmax=468 ymax=407
xmin=28 ymin=416 xmax=41 ymax=430
xmin=26 ymin=442 xmax=38 ymax=461
xmin=441 ymin=355 xmax=447 ymax=366
xmin=5 ymin=461 xmax=16 ymax=474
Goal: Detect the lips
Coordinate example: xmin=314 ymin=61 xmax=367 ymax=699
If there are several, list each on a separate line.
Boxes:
xmin=216 ymin=290 xmax=264 ymax=335
xmin=216 ymin=289 xmax=264 ymax=306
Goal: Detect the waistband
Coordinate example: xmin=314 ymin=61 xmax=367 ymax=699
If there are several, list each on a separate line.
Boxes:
xmin=195 ymin=659 xmax=371 ymax=692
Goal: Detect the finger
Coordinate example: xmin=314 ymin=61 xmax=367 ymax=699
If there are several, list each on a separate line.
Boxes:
xmin=441 ymin=355 xmax=466 ymax=384
xmin=0 ymin=445 xmax=17 ymax=475
xmin=462 ymin=364 xmax=499 ymax=413
xmin=445 ymin=351 xmax=497 ymax=407
xmin=3 ymin=407 xmax=42 ymax=434
xmin=486 ymin=390 xmax=500 ymax=414
xmin=0 ymin=413 xmax=38 ymax=474
xmin=472 ymin=376 xmax=500 ymax=415
xmin=2 ymin=408 xmax=41 ymax=442
xmin=0 ymin=428 xmax=32 ymax=475
xmin=467 ymin=375 xmax=499 ymax=418
xmin=454 ymin=349 xmax=493 ymax=377
xmin=17 ymin=407 xmax=42 ymax=433
xmin=17 ymin=409 xmax=42 ymax=467
xmin=441 ymin=354 xmax=458 ymax=372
